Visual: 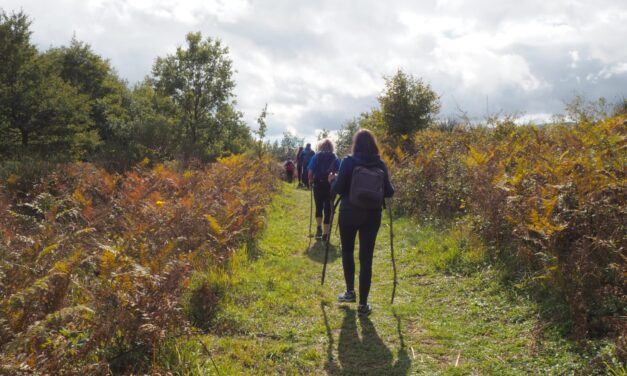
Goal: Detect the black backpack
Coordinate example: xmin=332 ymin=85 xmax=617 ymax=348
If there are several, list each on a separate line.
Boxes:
xmin=348 ymin=162 xmax=385 ymax=209
xmin=314 ymin=152 xmax=337 ymax=182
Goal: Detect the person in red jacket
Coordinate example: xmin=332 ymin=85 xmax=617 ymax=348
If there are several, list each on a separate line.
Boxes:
xmin=284 ymin=160 xmax=295 ymax=183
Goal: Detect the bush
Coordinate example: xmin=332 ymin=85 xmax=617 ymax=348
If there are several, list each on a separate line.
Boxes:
xmin=392 ymin=115 xmax=626 ymax=341
xmin=0 ymin=155 xmax=278 ymax=373
xmin=184 ymin=270 xmax=229 ymax=331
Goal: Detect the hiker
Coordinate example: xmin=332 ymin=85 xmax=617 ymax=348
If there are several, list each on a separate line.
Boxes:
xmin=300 ymin=143 xmax=315 ymax=188
xmin=329 ymin=129 xmax=394 ymax=316
xmin=284 ymin=159 xmax=295 ymax=183
xmin=307 ymin=139 xmax=340 ymax=241
xmin=295 ymin=146 xmax=304 ymax=186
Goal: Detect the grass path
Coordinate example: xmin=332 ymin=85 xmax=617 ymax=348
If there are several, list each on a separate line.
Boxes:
xmin=176 ymin=183 xmax=597 ymax=375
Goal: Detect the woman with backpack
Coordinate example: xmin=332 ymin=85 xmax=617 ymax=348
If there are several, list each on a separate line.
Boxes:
xmin=307 ymin=139 xmax=340 ymax=241
xmin=329 ymin=129 xmax=394 ymax=316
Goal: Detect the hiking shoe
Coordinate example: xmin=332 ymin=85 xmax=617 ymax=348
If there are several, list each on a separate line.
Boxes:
xmin=337 ymin=291 xmax=356 ymax=303
xmin=358 ymin=304 xmax=372 ymax=316
xmin=315 ymin=226 xmax=322 ymax=239
xmin=321 ymin=233 xmax=329 ymax=242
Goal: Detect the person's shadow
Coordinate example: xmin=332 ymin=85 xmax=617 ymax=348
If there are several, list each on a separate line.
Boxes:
xmin=306 ymin=238 xmax=340 ymax=264
xmin=322 ymin=303 xmax=411 ymax=375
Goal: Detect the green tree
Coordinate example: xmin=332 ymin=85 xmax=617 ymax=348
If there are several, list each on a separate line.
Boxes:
xmin=0 ymin=10 xmax=97 ymax=159
xmin=45 ymin=38 xmax=131 ymax=143
xmin=118 ymin=78 xmax=179 ymax=165
xmin=152 ymin=32 xmax=242 ymax=160
xmin=254 ymin=104 xmax=268 ymax=158
xmin=280 ymin=131 xmax=304 ymax=159
xmin=215 ymin=104 xmax=252 ymax=156
xmin=336 ymin=118 xmax=360 ymax=158
xmin=0 ymin=9 xmax=36 ymax=150
xmin=564 ymin=94 xmax=613 ymax=124
xmin=378 ymin=69 xmax=440 ymax=137
xmin=317 ymin=128 xmax=330 ymax=141
xmin=266 ymin=131 xmax=303 ymax=161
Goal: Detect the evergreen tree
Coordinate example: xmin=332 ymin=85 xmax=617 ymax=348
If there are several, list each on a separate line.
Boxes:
xmin=0 ymin=10 xmax=97 ymax=159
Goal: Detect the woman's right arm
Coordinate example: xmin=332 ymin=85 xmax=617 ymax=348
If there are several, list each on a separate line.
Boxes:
xmin=331 ymin=157 xmax=350 ymax=195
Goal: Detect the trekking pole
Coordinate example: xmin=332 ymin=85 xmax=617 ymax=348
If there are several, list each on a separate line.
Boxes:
xmin=308 ymin=185 xmax=313 ymax=238
xmin=387 ymin=198 xmax=398 ymax=304
xmin=321 ymin=196 xmax=340 ymax=285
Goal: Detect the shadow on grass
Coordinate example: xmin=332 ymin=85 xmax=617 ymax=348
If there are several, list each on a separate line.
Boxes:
xmin=322 ymin=303 xmax=411 ymax=375
xmin=306 ymin=239 xmax=340 ymax=264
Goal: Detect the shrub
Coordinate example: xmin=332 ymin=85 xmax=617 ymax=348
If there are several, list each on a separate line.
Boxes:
xmin=0 ymin=155 xmax=278 ymax=373
xmin=184 ymin=270 xmax=229 ymax=331
xmin=393 ymin=115 xmax=626 ymax=341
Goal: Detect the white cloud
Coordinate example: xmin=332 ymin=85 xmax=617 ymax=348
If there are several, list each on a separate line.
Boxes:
xmin=2 ymin=0 xmax=626 ymax=140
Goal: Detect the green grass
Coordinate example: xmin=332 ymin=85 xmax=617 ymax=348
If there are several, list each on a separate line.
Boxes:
xmin=163 ymin=183 xmax=619 ymax=375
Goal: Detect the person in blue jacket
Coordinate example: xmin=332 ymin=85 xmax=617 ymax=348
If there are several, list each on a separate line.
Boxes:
xmin=329 ymin=129 xmax=394 ymax=316
xmin=307 ymin=139 xmax=340 ymax=241
xmin=300 ymin=143 xmax=315 ymax=188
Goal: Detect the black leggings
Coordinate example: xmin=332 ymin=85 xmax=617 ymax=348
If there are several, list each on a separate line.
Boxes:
xmin=339 ymin=211 xmax=382 ymax=305
xmin=313 ymin=181 xmax=332 ymax=224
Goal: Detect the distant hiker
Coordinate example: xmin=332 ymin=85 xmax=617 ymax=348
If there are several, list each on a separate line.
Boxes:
xmin=307 ymin=139 xmax=340 ymax=241
xmin=330 ymin=129 xmax=394 ymax=316
xmin=300 ymin=143 xmax=315 ymax=188
xmin=296 ymin=146 xmax=304 ymax=186
xmin=284 ymin=159 xmax=295 ymax=183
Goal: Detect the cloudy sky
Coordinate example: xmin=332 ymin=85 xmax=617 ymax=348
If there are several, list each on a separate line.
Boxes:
xmin=4 ymin=0 xmax=627 ymax=142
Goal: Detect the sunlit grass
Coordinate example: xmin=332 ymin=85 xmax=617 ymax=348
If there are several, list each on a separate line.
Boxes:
xmin=163 ymin=182 xmax=619 ymax=375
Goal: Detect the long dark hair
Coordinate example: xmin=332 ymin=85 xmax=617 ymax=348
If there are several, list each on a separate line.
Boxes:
xmin=352 ymin=129 xmax=380 ymax=156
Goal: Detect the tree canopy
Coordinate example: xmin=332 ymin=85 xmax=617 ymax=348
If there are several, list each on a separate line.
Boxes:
xmin=0 ymin=10 xmax=97 ymax=159
xmin=378 ymin=69 xmax=440 ymax=137
xmin=0 ymin=13 xmax=253 ymax=167
xmin=152 ymin=32 xmax=245 ymax=161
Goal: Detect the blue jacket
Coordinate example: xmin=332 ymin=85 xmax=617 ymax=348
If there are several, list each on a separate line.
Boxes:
xmin=332 ymin=153 xmax=394 ymax=212
xmin=300 ymin=147 xmax=314 ymax=165
xmin=307 ymin=152 xmax=340 ymax=181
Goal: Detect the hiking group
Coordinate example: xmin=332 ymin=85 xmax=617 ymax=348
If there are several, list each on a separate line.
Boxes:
xmin=286 ymin=129 xmax=394 ymax=317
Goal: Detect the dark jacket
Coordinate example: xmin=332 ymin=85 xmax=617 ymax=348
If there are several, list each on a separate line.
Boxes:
xmin=308 ymin=151 xmax=340 ymax=182
xmin=301 ymin=148 xmax=315 ymax=166
xmin=331 ymin=153 xmax=394 ymax=212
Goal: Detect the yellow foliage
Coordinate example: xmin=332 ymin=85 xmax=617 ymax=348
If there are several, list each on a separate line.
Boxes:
xmin=7 ymin=173 xmax=19 ymax=185
xmin=100 ymin=249 xmax=117 ymax=277
xmin=466 ymin=145 xmax=493 ymax=167
xmin=72 ymin=189 xmax=92 ymax=207
xmin=206 ymin=214 xmax=222 ymax=236
xmin=37 ymin=243 xmax=59 ymax=263
xmin=394 ymin=146 xmax=406 ymax=161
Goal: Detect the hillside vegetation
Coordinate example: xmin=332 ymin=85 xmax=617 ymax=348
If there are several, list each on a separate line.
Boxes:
xmin=390 ymin=115 xmax=626 ymax=343
xmin=0 ymin=156 xmax=278 ymax=374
